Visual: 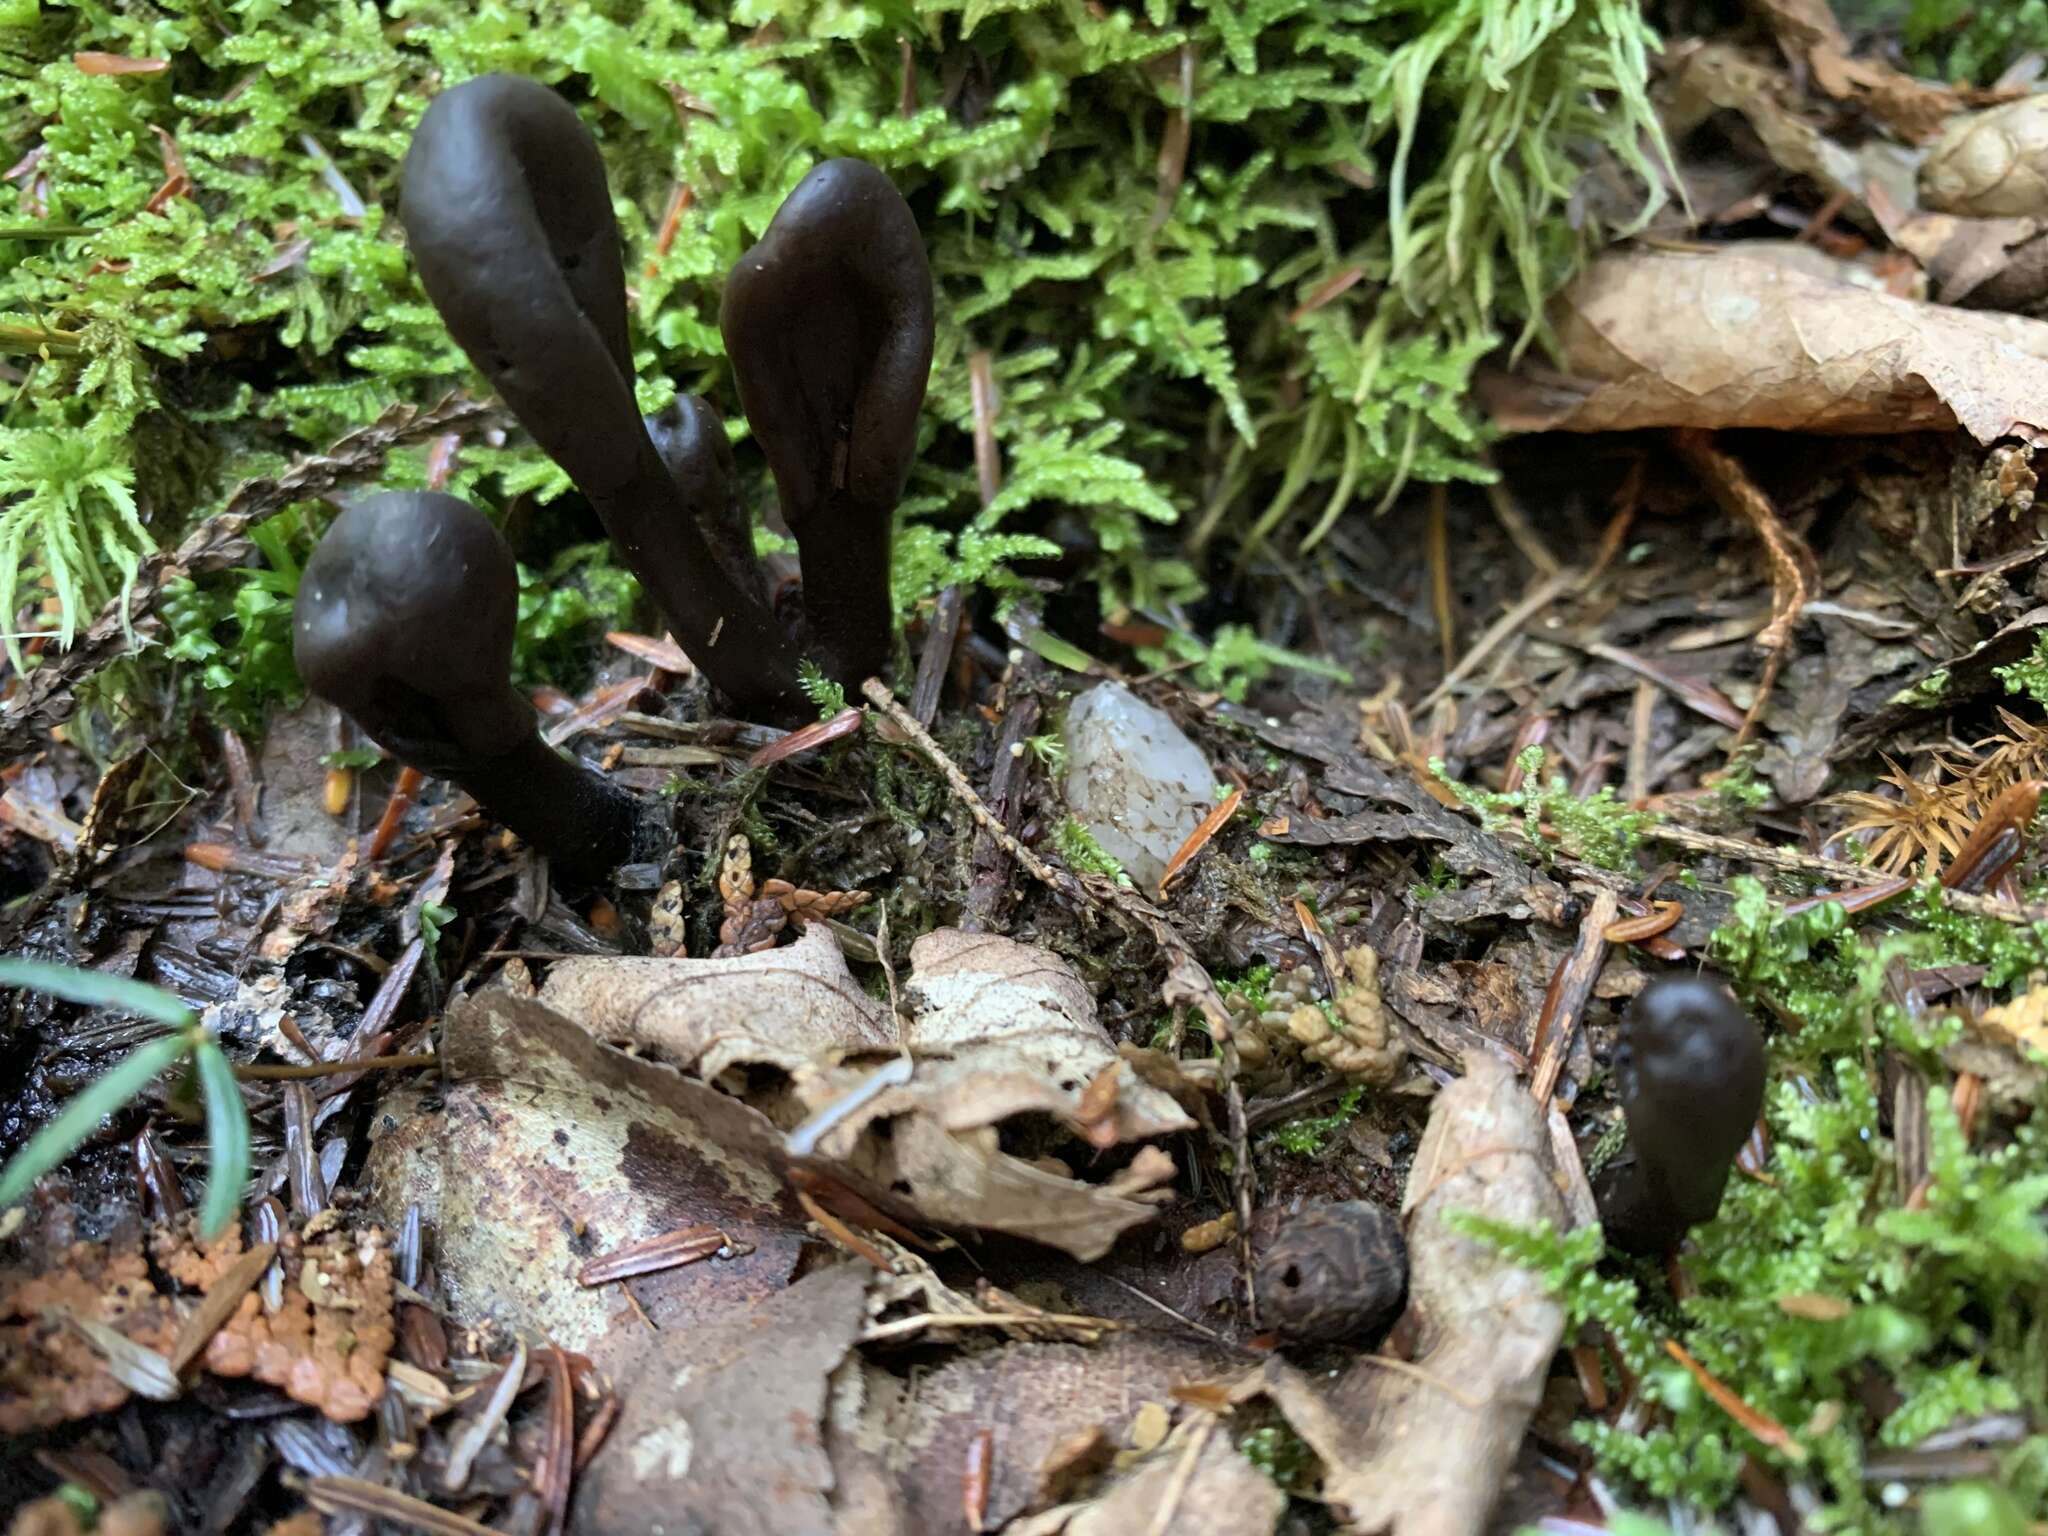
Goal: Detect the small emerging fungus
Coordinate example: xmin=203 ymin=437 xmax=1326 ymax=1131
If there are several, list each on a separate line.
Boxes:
xmin=722 ymin=158 xmax=935 ymax=687
xmin=294 ymin=492 xmax=651 ymax=882
xmin=399 ymin=74 xmax=804 ymax=714
xmin=1594 ymin=974 xmax=1766 ymax=1254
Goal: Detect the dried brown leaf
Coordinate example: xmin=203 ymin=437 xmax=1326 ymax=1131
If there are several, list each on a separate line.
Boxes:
xmin=1481 ymin=248 xmax=2048 ymax=444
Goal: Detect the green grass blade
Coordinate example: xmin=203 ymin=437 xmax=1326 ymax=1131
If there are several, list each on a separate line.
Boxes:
xmin=0 ymin=1032 xmax=193 ymax=1207
xmin=0 ymin=958 xmax=196 ymax=1030
xmin=192 ymin=1037 xmax=250 ymax=1239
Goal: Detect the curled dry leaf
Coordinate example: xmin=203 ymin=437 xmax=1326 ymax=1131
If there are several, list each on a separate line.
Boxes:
xmin=1748 ymin=0 xmax=1957 ymax=142
xmin=1005 ymin=1417 xmax=1283 ymax=1536
xmin=541 ymin=923 xmax=896 ymax=1083
xmin=1480 ymin=248 xmax=2048 ymax=445
xmin=539 ymin=927 xmax=1192 ymax=1260
xmin=1922 ymin=95 xmax=2048 ymax=219
xmin=1229 ymin=1051 xmax=1565 ymax=1536
xmin=1664 ymin=42 xmax=1922 ymax=225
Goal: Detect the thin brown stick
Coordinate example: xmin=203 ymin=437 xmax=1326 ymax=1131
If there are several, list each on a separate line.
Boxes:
xmin=1428 ymin=483 xmax=1456 ymax=674
xmin=1420 ymin=570 xmax=1575 ymax=712
xmin=1529 ymin=888 xmax=1619 ymax=1105
xmin=309 ymin=1478 xmax=501 ymax=1536
xmin=234 ymin=1051 xmax=437 ymax=1082
xmin=1480 ymin=470 xmax=1562 ymax=577
xmin=0 ymin=394 xmax=495 ymax=756
xmin=1144 ymin=1416 xmax=1215 ymax=1536
xmin=1640 ymin=822 xmax=2048 ymax=926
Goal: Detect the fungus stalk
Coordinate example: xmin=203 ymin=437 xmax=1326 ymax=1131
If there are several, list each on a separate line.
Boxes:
xmin=399 ymin=75 xmax=804 ymax=714
xmin=721 ymin=158 xmax=935 ymax=688
xmin=1593 ymin=974 xmax=1766 ymax=1254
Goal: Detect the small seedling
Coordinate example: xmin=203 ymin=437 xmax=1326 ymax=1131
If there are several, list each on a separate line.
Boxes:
xmin=0 ymin=959 xmax=249 ymax=1239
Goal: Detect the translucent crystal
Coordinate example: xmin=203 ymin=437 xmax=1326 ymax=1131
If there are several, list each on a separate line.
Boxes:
xmin=1061 ymin=681 xmax=1218 ymax=889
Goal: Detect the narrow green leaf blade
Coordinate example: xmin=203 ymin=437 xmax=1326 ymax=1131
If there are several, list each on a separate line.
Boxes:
xmin=0 ymin=1032 xmax=193 ymax=1207
xmin=192 ymin=1038 xmax=251 ymax=1240
xmin=0 ymin=958 xmax=196 ymax=1030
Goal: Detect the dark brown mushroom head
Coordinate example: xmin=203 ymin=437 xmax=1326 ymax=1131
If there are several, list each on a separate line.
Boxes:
xmin=293 ymin=491 xmax=649 ymax=883
xmin=721 ymin=158 xmax=935 ymax=687
xmin=399 ymin=74 xmax=802 ymax=715
xmin=1594 ymin=974 xmax=1766 ymax=1254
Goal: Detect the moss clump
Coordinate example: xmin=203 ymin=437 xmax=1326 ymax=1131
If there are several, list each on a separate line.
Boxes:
xmin=1477 ymin=879 xmax=2048 ymax=1527
xmin=4 ymin=0 xmax=1666 ymax=741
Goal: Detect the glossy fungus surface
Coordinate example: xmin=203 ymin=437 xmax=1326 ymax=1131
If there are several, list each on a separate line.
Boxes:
xmin=401 ymin=75 xmax=803 ymax=713
xmin=722 ymin=158 xmax=935 ymax=686
xmin=294 ymin=491 xmax=647 ymax=881
xmin=1595 ymin=973 xmax=1767 ymax=1254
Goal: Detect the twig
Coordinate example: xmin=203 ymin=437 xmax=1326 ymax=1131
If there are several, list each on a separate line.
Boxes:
xmin=963 ymin=683 xmax=1041 ymax=932
xmin=1144 ymin=1415 xmax=1215 ymax=1536
xmin=862 ymin=675 xmax=1261 ymax=1320
xmin=1529 ymin=888 xmax=1619 ymax=1105
xmin=234 ymin=1052 xmax=438 ymax=1082
xmin=1671 ymin=430 xmax=1817 ymax=750
xmin=858 ymin=1309 xmax=1124 ymax=1343
xmin=1420 ymin=569 xmax=1576 ymax=712
xmin=1351 ymin=1353 xmax=1488 ymax=1411
xmin=1427 ymin=483 xmax=1455 ymax=674
xmin=1481 ymin=469 xmax=1562 ymax=578
xmin=1639 ymin=822 xmax=2048 ymax=926
xmin=0 ymin=394 xmax=496 ymax=757
xmin=308 ymin=1478 xmax=500 ymax=1536
xmin=866 ymin=677 xmax=1068 ymax=892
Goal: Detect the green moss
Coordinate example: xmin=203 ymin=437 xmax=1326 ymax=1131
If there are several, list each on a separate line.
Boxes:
xmin=1052 ymin=816 xmax=1127 ymax=882
xmin=1134 ymin=620 xmax=1353 ymax=702
xmin=1888 ymin=0 xmax=2048 ymax=83
xmin=1474 ymin=880 xmax=2048 ymax=1526
xmin=512 ymin=542 xmax=643 ymax=689
xmin=1994 ymin=633 xmax=2048 ymax=708
xmin=1238 ymin=1421 xmax=1318 ymax=1491
xmin=1438 ymin=745 xmax=1653 ymax=871
xmin=797 ymin=658 xmax=849 ymax=720
xmin=1263 ymin=1083 xmax=1362 ymax=1155
xmin=4 ymin=0 xmax=1667 ymax=738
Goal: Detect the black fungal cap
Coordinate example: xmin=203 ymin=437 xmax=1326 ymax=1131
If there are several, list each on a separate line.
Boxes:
xmin=1594 ymin=974 xmax=1767 ymax=1254
xmin=721 ymin=158 xmax=935 ymax=687
xmin=294 ymin=491 xmax=648 ymax=882
xmin=400 ymin=74 xmax=803 ymax=715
